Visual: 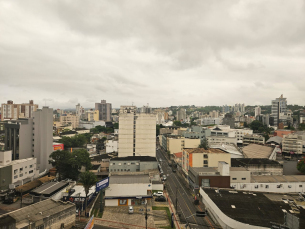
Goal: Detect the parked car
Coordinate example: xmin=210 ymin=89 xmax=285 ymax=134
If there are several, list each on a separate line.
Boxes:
xmin=162 ymin=175 xmax=167 ymax=181
xmin=155 ymin=196 xmax=166 ymax=202
xmin=128 ymin=206 xmax=134 ymax=214
xmin=172 ymin=169 xmax=176 ymax=173
xmin=153 ymin=191 xmax=164 ymax=197
xmin=159 ymin=158 xmax=162 ymax=162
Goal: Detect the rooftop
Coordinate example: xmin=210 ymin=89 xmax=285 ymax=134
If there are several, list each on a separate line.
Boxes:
xmin=231 ymin=158 xmax=281 ymax=167
xmin=251 ymin=175 xmax=305 ymax=183
xmin=0 ymin=199 xmax=74 ymax=226
xmin=110 ymin=175 xmax=150 ymax=184
xmin=203 ymin=188 xmax=305 ymax=228
xmin=209 ymin=144 xmax=243 ymax=157
xmin=266 ymin=136 xmax=283 ymax=144
xmin=174 ymin=152 xmax=182 ymax=158
xmin=229 ymin=167 xmax=248 ymax=171
xmin=110 ymin=156 xmax=157 ymax=162
xmin=70 ymin=185 xmax=95 ymax=198
xmin=242 ymin=144 xmax=273 ymax=158
xmin=30 ymin=181 xmax=69 ymax=197
xmin=184 ymin=148 xmax=226 ymax=154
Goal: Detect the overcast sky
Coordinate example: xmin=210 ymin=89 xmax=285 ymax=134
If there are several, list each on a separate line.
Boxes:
xmin=0 ymin=0 xmax=304 ymax=109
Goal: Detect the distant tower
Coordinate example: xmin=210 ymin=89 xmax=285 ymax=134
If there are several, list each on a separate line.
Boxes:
xmin=255 ymin=106 xmax=261 ymax=117
xmin=271 ymin=95 xmax=287 ymax=127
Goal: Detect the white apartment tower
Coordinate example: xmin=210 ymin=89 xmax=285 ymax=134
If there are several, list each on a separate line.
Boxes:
xmin=176 ymin=108 xmax=186 ymax=121
xmin=255 ymin=106 xmax=261 ymax=117
xmin=118 ymin=106 xmax=156 ymax=157
xmin=271 ymin=94 xmax=287 ymax=127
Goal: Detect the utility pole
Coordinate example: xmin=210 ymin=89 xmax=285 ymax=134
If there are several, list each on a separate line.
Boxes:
xmin=145 ymin=200 xmax=148 ymax=229
xmin=175 ymin=187 xmax=178 ymax=212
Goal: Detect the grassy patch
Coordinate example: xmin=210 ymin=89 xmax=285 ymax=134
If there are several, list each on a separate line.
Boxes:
xmin=152 ymin=206 xmax=175 ymax=229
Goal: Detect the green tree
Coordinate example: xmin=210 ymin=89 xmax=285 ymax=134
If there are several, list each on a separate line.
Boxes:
xmin=173 ymin=121 xmax=182 ymax=126
xmin=249 ymin=120 xmax=264 ymax=132
xmin=199 ymin=138 xmax=209 ymax=150
xmin=113 ymin=123 xmax=119 ymax=129
xmin=49 ymin=150 xmax=73 ymax=181
xmin=297 ymin=159 xmax=305 ymax=174
xmin=79 ymin=171 xmax=97 ymax=216
xmin=299 ymin=123 xmax=305 ymax=131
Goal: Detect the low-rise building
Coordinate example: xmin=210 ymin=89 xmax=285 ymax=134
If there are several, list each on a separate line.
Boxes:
xmin=183 ymin=126 xmax=211 ymax=142
xmin=274 ymin=129 xmax=293 ymax=138
xmin=188 ymin=162 xmax=231 ymax=190
xmin=231 ymin=158 xmax=283 ymax=175
xmin=0 ymin=199 xmax=75 ymax=229
xmin=266 ymin=136 xmax=283 ymax=146
xmin=209 ymin=144 xmax=243 ymax=158
xmin=207 ymin=136 xmax=237 ymax=146
xmin=60 ymin=114 xmax=79 ymax=129
xmin=161 ymin=135 xmax=200 ymax=155
xmin=109 ymin=156 xmax=158 ymax=173
xmin=243 ymin=134 xmax=265 ymax=146
xmin=182 ymin=148 xmax=231 ymax=175
xmin=106 ymin=139 xmax=118 ymax=153
xmin=105 ymin=175 xmax=152 ymax=206
xmin=0 ymin=150 xmax=39 ymax=190
xmin=282 ymin=133 xmax=303 ymax=155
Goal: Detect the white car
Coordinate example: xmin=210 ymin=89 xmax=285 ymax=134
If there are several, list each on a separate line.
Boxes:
xmin=153 ymin=191 xmax=164 ymax=197
xmin=128 ymin=206 xmax=134 ymax=214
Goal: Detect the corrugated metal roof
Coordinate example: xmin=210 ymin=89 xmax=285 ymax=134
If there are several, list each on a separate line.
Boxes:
xmin=1 ymin=199 xmax=74 ymax=226
xmin=110 ymin=175 xmax=150 ymax=184
xmin=31 ymin=181 xmax=69 ymax=195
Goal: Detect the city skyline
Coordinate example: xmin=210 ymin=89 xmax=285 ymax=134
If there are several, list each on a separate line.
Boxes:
xmin=0 ymin=1 xmax=304 ymax=109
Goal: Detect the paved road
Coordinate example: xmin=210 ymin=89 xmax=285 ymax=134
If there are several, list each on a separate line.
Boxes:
xmin=156 ymin=146 xmax=219 ymax=229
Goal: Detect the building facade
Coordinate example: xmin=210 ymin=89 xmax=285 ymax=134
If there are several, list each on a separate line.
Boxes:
xmin=95 ymin=100 xmax=112 ymax=121
xmin=60 ymin=114 xmax=79 ymax=129
xmin=282 ymin=133 xmax=303 ymax=155
xmin=271 ymin=94 xmax=287 ymax=127
xmin=118 ymin=106 xmax=156 ymax=157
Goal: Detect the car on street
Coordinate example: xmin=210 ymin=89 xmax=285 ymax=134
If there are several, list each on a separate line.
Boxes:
xmin=172 ymin=169 xmax=176 ymax=173
xmin=128 ymin=206 xmax=134 ymax=214
xmin=155 ymin=196 xmax=166 ymax=202
xmin=153 ymin=191 xmax=164 ymax=196
xmin=159 ymin=158 xmax=162 ymax=162
xmin=162 ymin=175 xmax=167 ymax=181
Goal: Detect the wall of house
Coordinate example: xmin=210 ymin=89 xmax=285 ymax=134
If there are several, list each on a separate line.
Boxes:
xmin=184 ymin=138 xmax=200 ymax=148
xmin=168 ymin=138 xmax=183 ymax=154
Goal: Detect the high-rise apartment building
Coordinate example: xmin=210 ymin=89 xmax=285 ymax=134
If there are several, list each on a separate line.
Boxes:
xmin=271 ymin=94 xmax=287 ymax=127
xmin=255 ymin=106 xmax=261 ymax=117
xmin=4 ymin=107 xmax=53 ymax=172
xmin=95 ymin=100 xmax=112 ymax=121
xmin=176 ymin=108 xmax=186 ymax=121
xmin=118 ymin=106 xmax=156 ymax=157
xmin=1 ymin=100 xmax=38 ymax=121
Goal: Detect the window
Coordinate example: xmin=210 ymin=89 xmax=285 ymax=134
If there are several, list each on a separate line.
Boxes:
xmin=203 ymin=160 xmax=208 ymax=165
xmin=128 ymin=169 xmax=130 ymax=171
xmin=14 ymin=169 xmax=18 ymax=175
xmin=232 ymin=178 xmax=237 ymax=180
xmin=29 ymin=170 xmax=33 ymax=174
xmin=254 ymin=185 xmax=258 ymax=189
xmin=121 ymin=169 xmax=123 ymax=171
xmin=288 ymin=185 xmax=292 ymax=188
xmin=124 ymin=163 xmax=126 ymax=165
xmin=202 ymin=179 xmax=210 ymax=187
xmin=30 ymin=165 xmax=33 ymax=168
xmin=265 ymin=185 xmax=269 ymax=189
xmin=112 ymin=163 xmax=115 ymax=165
xmin=204 ymin=154 xmax=208 ymax=158
xmin=299 ymin=185 xmax=303 ymax=188
xmin=114 ymin=169 xmax=116 ymax=172
xmin=20 ymin=168 xmax=23 ymax=172
xmin=131 ymin=162 xmax=135 ymax=165
xmin=25 ymin=166 xmax=27 ymax=168
xmin=19 ymin=174 xmax=23 ymax=177
xmin=124 ymin=169 xmax=126 ymax=171
xmin=14 ymin=175 xmax=18 ymax=179
xmin=242 ymin=178 xmax=246 ymax=180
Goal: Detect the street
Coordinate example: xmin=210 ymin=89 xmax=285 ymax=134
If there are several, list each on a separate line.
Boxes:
xmin=156 ymin=146 xmax=219 ymax=229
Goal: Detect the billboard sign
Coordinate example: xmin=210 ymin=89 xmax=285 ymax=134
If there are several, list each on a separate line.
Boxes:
xmin=96 ymin=177 xmax=109 ymax=192
xmin=53 ymin=143 xmax=64 ymax=151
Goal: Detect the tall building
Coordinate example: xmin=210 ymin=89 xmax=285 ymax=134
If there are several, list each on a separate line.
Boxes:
xmin=140 ymin=105 xmax=152 ymax=114
xmin=1 ymin=100 xmax=38 ymax=121
xmin=4 ymin=107 xmax=53 ymax=172
xmin=176 ymin=108 xmax=186 ymax=121
xmin=118 ymin=106 xmax=156 ymax=157
xmin=271 ymin=94 xmax=287 ymax=127
xmin=76 ymin=103 xmax=81 ymax=117
xmin=255 ymin=106 xmax=261 ymax=117
xmin=95 ymin=100 xmax=112 ymax=121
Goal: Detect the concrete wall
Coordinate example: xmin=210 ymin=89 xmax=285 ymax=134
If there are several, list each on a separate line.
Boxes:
xmin=208 ymin=153 xmax=231 ymax=167
xmin=246 ymin=165 xmax=283 ymax=176
xmin=19 ymin=119 xmax=33 ymax=159
xmin=135 ymin=114 xmax=156 ymax=157
xmin=200 ymin=188 xmax=268 ymax=229
xmin=184 ymin=138 xmax=200 ymax=148
xmin=168 ymin=138 xmax=183 ymax=154
xmin=118 ymin=113 xmax=134 ymax=157
xmin=199 ymin=176 xmax=230 ymax=188
xmin=230 ymin=170 xmax=251 ymax=183
xmin=106 ymin=140 xmax=118 ymax=153
xmin=231 ymin=182 xmax=305 ymax=193
xmin=105 ymin=199 xmax=118 ymax=206
xmin=0 ymin=165 xmax=12 ymax=190
xmin=33 ymin=107 xmax=53 ymax=172
xmin=140 ymin=161 xmax=158 ymax=171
